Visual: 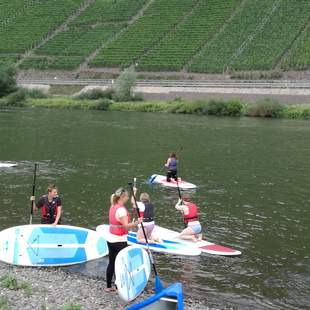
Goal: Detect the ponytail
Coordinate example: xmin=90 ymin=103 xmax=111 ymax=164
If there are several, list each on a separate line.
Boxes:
xmin=110 ymin=193 xmax=120 ymax=205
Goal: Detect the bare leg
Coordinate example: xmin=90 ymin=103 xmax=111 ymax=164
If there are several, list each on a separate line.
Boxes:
xmin=179 ymin=227 xmax=198 ymax=242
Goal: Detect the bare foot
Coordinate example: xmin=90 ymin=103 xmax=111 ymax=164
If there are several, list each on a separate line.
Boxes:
xmin=191 ymin=236 xmax=198 ymax=242
xmin=197 ymin=234 xmax=203 ymax=241
xmin=104 ymin=287 xmax=117 ymax=292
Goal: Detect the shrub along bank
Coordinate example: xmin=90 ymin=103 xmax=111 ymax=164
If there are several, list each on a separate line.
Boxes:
xmin=1 ymin=94 xmax=309 ymax=120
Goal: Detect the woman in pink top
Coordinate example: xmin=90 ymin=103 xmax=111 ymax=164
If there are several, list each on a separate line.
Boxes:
xmin=105 ymin=187 xmax=142 ymax=292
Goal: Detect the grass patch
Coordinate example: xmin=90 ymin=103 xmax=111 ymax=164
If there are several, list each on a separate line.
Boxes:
xmin=61 ymin=303 xmax=82 ymax=310
xmin=1 ymin=273 xmax=33 ymax=296
xmin=49 ymin=85 xmax=84 ymax=96
xmin=0 ymin=297 xmax=9 ymax=310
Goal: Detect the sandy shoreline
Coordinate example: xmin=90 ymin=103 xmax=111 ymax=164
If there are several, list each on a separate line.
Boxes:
xmin=0 ymin=262 xmax=213 ymax=310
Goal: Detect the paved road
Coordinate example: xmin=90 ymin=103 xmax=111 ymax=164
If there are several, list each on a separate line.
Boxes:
xmin=18 ymin=78 xmax=310 ymax=89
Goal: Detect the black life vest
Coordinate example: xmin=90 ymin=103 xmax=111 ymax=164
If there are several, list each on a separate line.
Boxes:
xmin=143 ymin=202 xmax=154 ymax=222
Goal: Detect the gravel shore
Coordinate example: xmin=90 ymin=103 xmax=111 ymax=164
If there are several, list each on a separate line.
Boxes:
xmin=0 ymin=262 xmax=211 ymax=310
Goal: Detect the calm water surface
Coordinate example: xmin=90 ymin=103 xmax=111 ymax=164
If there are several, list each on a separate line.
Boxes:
xmin=0 ymin=108 xmax=309 ymax=309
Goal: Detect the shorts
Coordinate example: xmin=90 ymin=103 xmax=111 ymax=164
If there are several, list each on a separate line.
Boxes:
xmin=188 ymin=223 xmax=202 ymax=234
xmin=137 ymin=223 xmax=155 ymax=240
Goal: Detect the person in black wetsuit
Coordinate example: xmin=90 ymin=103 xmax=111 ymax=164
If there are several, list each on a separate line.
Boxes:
xmin=165 ymin=152 xmax=178 ymax=182
xmin=30 ymin=184 xmax=62 ymax=225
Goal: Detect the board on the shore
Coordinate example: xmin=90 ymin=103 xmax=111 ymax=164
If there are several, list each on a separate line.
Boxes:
xmin=125 ymin=282 xmax=184 ymax=310
xmin=149 ymin=174 xmax=197 ymax=190
xmin=155 ymin=226 xmax=242 ymax=256
xmin=0 ymin=162 xmax=17 ymax=168
xmin=115 ymin=246 xmax=151 ymax=302
xmin=0 ymin=225 xmax=108 ymax=266
xmin=96 ymin=225 xmax=201 ymax=256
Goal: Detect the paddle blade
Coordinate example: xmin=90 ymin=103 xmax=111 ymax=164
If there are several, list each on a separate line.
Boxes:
xmin=148 ymin=175 xmax=157 ymax=184
xmin=155 ymin=275 xmax=164 ymax=293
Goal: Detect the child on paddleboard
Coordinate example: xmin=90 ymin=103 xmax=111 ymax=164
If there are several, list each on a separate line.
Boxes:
xmin=175 ymin=193 xmax=203 ymax=242
xmin=131 ymin=187 xmax=161 ymax=243
xmin=165 ymin=152 xmax=178 ymax=182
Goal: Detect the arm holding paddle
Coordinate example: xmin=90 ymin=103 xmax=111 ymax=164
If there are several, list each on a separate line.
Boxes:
xmin=53 ymin=205 xmax=62 ymax=226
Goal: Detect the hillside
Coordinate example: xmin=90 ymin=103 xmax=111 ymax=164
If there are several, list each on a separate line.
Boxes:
xmin=1 ymin=0 xmax=309 ymax=75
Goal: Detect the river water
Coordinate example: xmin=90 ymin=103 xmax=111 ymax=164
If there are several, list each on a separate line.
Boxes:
xmin=0 ymin=108 xmax=309 ymax=309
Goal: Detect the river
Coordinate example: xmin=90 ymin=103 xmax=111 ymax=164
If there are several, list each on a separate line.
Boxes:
xmin=0 ymin=108 xmax=309 ymax=309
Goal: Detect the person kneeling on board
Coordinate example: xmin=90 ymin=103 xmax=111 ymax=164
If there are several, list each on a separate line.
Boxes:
xmin=105 ymin=187 xmax=142 ymax=292
xmin=165 ymin=152 xmax=178 ymax=182
xmin=30 ymin=184 xmax=62 ymax=225
xmin=131 ymin=187 xmax=161 ymax=244
xmin=175 ymin=193 xmax=203 ymax=242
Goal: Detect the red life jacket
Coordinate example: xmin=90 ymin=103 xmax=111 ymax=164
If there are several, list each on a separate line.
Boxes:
xmin=109 ymin=204 xmax=130 ymax=236
xmin=183 ymin=202 xmax=199 ymax=224
xmin=41 ymin=195 xmax=59 ymax=220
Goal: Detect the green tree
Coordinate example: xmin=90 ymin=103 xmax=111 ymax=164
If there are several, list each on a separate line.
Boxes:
xmin=0 ymin=62 xmax=17 ymax=97
xmin=113 ymin=67 xmax=137 ymax=101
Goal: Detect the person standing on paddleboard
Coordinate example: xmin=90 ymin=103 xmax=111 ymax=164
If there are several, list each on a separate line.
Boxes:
xmin=30 ymin=184 xmax=62 ymax=225
xmin=175 ymin=193 xmax=203 ymax=242
xmin=165 ymin=152 xmax=178 ymax=182
xmin=105 ymin=188 xmax=142 ymax=292
xmin=131 ymin=187 xmax=161 ymax=244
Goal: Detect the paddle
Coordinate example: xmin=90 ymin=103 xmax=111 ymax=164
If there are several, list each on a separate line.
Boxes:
xmin=29 ymin=163 xmax=38 ymax=224
xmin=128 ymin=181 xmax=164 ymax=293
xmin=175 ymin=178 xmax=187 ymax=229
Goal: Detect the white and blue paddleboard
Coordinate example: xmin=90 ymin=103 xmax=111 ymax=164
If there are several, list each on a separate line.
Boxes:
xmin=149 ymin=174 xmax=197 ymax=190
xmin=96 ymin=225 xmax=201 ymax=256
xmin=155 ymin=226 xmax=242 ymax=256
xmin=115 ymin=246 xmax=151 ymax=302
xmin=0 ymin=225 xmax=108 ymax=267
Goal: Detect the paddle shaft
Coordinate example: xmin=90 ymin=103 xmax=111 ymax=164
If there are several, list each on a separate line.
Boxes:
xmin=128 ymin=182 xmax=159 ymax=277
xmin=29 ymin=163 xmax=38 ymax=224
xmin=176 ymin=178 xmax=187 ymax=228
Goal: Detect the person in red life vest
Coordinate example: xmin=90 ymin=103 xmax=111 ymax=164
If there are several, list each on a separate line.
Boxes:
xmin=175 ymin=193 xmax=203 ymax=242
xmin=105 ymin=187 xmax=142 ymax=292
xmin=164 ymin=152 xmax=178 ymax=182
xmin=131 ymin=187 xmax=161 ymax=244
xmin=30 ymin=184 xmax=62 ymax=225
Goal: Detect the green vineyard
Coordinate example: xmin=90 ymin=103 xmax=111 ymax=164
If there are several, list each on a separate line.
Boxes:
xmin=0 ymin=0 xmax=309 ymax=73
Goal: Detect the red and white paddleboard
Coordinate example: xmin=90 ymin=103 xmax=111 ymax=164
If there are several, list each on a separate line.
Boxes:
xmin=154 ymin=226 xmax=241 ymax=256
xmin=149 ymin=174 xmax=197 ymax=190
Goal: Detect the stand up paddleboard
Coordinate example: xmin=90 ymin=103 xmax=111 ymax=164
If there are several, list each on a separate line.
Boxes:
xmin=0 ymin=225 xmax=108 ymax=266
xmin=115 ymin=246 xmax=151 ymax=302
xmin=96 ymin=225 xmax=201 ymax=256
xmin=149 ymin=174 xmax=197 ymax=190
xmin=155 ymin=226 xmax=241 ymax=256
xmin=0 ymin=162 xmax=17 ymax=168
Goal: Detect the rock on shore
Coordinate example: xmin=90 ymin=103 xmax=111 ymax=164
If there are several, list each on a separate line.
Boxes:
xmin=0 ymin=262 xmax=210 ymax=310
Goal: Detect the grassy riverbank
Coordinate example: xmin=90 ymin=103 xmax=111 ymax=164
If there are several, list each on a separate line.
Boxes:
xmin=19 ymin=97 xmax=310 ymax=119
xmin=0 ymin=89 xmax=310 ymax=119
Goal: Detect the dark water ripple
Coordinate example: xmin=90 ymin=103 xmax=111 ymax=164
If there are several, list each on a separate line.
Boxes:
xmin=0 ymin=109 xmax=309 ymax=309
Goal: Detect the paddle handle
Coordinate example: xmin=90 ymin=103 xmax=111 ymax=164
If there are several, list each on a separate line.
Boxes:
xmin=30 ymin=163 xmax=38 ymax=224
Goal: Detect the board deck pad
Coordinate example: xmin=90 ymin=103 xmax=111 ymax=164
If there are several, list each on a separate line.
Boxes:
xmin=155 ymin=226 xmax=242 ymax=256
xmin=0 ymin=225 xmax=108 ymax=266
xmin=149 ymin=174 xmax=197 ymax=189
xmin=115 ymin=246 xmax=151 ymax=302
xmin=96 ymin=225 xmax=201 ymax=256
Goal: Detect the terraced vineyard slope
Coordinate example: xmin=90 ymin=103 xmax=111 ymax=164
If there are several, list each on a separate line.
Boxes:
xmin=0 ymin=0 xmax=309 ymax=73
xmin=20 ymin=0 xmax=147 ymax=70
